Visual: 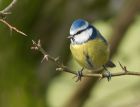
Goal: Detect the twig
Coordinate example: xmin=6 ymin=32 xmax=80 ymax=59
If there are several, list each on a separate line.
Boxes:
xmin=0 ymin=0 xmax=26 ymax=36
xmin=0 ymin=19 xmax=27 ymax=36
xmin=1 ymin=0 xmax=17 ymax=13
xmin=0 ymin=0 xmax=17 ymax=19
xmin=31 ymin=40 xmax=76 ymax=74
xmin=31 ymin=40 xmax=140 ymax=81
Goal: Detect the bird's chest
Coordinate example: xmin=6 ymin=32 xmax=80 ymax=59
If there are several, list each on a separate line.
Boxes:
xmin=70 ymin=39 xmax=109 ymax=69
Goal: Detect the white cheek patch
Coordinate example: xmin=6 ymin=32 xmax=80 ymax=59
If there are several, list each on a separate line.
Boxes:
xmin=74 ymin=28 xmax=93 ymax=44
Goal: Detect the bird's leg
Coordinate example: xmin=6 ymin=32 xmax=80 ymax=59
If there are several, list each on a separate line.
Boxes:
xmin=74 ymin=67 xmax=84 ymax=82
xmin=102 ymin=65 xmax=111 ymax=81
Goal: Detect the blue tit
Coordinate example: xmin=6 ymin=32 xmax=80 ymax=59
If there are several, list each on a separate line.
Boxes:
xmin=68 ymin=19 xmax=115 ymax=73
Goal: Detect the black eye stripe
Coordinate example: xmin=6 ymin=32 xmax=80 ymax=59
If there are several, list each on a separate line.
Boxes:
xmin=74 ymin=28 xmax=87 ymax=36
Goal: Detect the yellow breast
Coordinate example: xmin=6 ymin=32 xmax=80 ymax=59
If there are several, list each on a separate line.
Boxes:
xmin=70 ymin=39 xmax=110 ymax=70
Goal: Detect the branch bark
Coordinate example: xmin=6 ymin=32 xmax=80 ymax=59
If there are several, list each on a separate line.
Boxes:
xmin=31 ymin=40 xmax=140 ymax=80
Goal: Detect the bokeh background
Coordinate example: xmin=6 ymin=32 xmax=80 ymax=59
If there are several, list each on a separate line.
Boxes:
xmin=0 ymin=0 xmax=140 ymax=107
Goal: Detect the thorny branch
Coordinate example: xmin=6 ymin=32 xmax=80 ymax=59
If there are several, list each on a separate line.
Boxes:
xmin=31 ymin=40 xmax=140 ymax=81
xmin=0 ymin=0 xmax=27 ymax=36
xmin=0 ymin=0 xmax=17 ymax=15
xmin=1 ymin=0 xmax=140 ymax=82
xmin=0 ymin=19 xmax=27 ymax=36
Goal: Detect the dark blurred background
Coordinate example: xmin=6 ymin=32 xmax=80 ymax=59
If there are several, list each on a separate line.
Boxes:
xmin=0 ymin=0 xmax=140 ymax=107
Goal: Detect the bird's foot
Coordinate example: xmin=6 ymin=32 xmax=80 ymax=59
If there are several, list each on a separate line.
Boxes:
xmin=103 ymin=65 xmax=112 ymax=81
xmin=73 ymin=68 xmax=84 ymax=82
xmin=103 ymin=71 xmax=111 ymax=81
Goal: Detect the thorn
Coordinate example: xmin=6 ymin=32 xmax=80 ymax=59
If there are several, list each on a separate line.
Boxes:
xmin=30 ymin=46 xmax=34 ymax=50
xmin=119 ymin=62 xmax=128 ymax=72
xmin=119 ymin=61 xmax=123 ymax=69
xmin=32 ymin=40 xmax=36 ymax=45
xmin=41 ymin=55 xmax=48 ymax=63
xmin=37 ymin=40 xmax=41 ymax=47
xmin=31 ymin=40 xmax=39 ymax=50
xmin=56 ymin=68 xmax=63 ymax=71
xmin=31 ymin=44 xmax=38 ymax=50
xmin=30 ymin=46 xmax=38 ymax=50
xmin=124 ymin=66 xmax=128 ymax=72
xmin=54 ymin=57 xmax=60 ymax=62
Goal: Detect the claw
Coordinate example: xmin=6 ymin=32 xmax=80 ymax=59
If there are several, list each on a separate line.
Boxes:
xmin=73 ymin=68 xmax=84 ymax=82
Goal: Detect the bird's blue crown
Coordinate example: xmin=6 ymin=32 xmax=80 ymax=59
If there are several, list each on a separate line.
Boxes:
xmin=70 ymin=19 xmax=89 ymax=35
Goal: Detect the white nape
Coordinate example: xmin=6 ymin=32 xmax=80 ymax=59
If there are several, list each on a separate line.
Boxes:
xmin=73 ymin=28 xmax=93 ymax=44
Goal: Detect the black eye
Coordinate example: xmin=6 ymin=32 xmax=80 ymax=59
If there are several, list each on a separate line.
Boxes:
xmin=76 ymin=30 xmax=83 ymax=35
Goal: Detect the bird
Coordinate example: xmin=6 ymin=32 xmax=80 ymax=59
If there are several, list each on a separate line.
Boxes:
xmin=68 ymin=19 xmax=115 ymax=81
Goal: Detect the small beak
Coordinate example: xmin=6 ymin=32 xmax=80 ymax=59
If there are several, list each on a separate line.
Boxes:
xmin=67 ymin=35 xmax=73 ymax=39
